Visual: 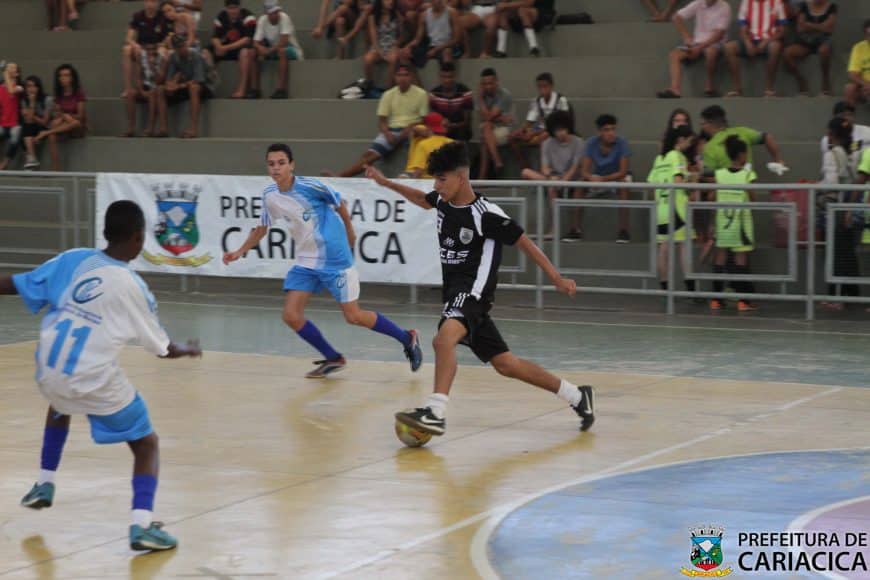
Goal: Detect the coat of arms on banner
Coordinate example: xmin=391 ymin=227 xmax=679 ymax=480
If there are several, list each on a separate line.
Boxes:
xmin=142 ymin=182 xmax=212 ymax=267
xmin=680 ymin=525 xmax=733 ymax=577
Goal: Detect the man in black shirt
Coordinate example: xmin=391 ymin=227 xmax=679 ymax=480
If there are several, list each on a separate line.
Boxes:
xmin=122 ymin=0 xmax=170 ymax=99
xmin=210 ymin=0 xmax=257 ymax=98
xmin=365 ymin=142 xmax=594 ymax=436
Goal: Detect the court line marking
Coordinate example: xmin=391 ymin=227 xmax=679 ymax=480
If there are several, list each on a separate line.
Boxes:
xmin=316 ymin=386 xmax=845 ymax=580
xmin=0 ymin=340 xmax=35 ymax=348
xmin=158 ymin=300 xmax=870 ymax=339
xmin=785 ymin=494 xmax=870 ymax=580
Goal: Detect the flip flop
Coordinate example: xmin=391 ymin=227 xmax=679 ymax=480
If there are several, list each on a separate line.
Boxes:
xmin=763 ymin=90 xmax=776 ymax=98
xmin=725 ymin=91 xmax=742 ymax=98
xmin=656 ymin=89 xmax=681 ymax=99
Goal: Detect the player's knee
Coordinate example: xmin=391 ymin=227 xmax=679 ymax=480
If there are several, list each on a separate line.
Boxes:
xmin=282 ymin=310 xmax=305 ymax=329
xmin=342 ymin=310 xmax=364 ymax=326
xmin=432 ymin=333 xmax=455 ymax=352
xmin=491 ymin=355 xmax=518 ymax=378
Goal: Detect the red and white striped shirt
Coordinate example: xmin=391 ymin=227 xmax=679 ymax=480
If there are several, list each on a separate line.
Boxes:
xmin=738 ymin=0 xmax=787 ymax=41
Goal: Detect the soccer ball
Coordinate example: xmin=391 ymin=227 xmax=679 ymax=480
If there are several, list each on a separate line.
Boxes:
xmin=394 ymin=420 xmax=433 ymax=448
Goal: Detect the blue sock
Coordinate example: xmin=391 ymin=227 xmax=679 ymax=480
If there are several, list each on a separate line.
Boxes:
xmin=40 ymin=426 xmax=69 ymax=471
xmin=132 ymin=474 xmax=157 ymax=511
xmin=372 ymin=313 xmax=411 ymax=347
xmin=297 ymin=320 xmax=341 ymax=360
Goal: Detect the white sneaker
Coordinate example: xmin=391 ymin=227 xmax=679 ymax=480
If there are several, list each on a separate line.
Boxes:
xmin=24 ymin=156 xmax=39 ymax=170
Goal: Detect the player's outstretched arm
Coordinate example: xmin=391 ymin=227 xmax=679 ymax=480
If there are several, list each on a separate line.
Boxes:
xmin=364 ymin=165 xmax=432 ymax=210
xmin=0 ymin=276 xmax=17 ymax=295
xmin=223 ymin=225 xmax=269 ymax=265
xmin=515 ymin=235 xmax=577 ymax=297
xmin=336 ymin=200 xmax=357 ymax=248
xmin=162 ymin=339 xmax=203 ymax=359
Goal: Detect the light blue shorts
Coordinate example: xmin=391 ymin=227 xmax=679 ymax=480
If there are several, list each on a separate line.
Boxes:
xmin=87 ymin=393 xmax=153 ymax=445
xmin=283 ymin=265 xmax=360 ymax=303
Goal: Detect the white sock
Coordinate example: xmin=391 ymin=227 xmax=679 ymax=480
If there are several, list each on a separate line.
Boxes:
xmin=496 ymin=29 xmax=507 ymax=53
xmin=132 ymin=509 xmax=153 ymax=528
xmin=37 ymin=469 xmax=55 ymax=485
xmin=426 ymin=393 xmax=449 ymax=419
xmin=556 ymin=380 xmax=582 ymax=407
xmin=524 ymin=27 xmax=538 ymax=49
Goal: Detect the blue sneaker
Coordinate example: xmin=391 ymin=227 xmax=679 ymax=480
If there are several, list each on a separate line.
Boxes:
xmin=21 ymin=482 xmax=54 ymax=509
xmin=130 ymin=522 xmax=178 ymax=551
xmin=404 ymin=329 xmax=423 ymax=372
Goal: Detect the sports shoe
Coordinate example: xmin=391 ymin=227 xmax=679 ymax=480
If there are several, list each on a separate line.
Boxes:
xmin=710 ymin=299 xmax=723 ymax=311
xmin=616 ymin=230 xmax=630 ymax=243
xmin=561 ymin=228 xmax=583 ymax=242
xmin=23 ymin=155 xmax=39 ymax=170
xmin=737 ymin=300 xmax=758 ymax=312
xmin=130 ymin=522 xmax=178 ymax=551
xmin=529 ymin=47 xmax=541 ymax=57
xmin=21 ymin=482 xmax=54 ymax=509
xmin=493 ymin=51 xmax=507 ymax=58
xmin=395 ymin=407 xmax=445 ymax=436
xmin=305 ymin=356 xmax=347 ymax=379
xmin=270 ymin=89 xmax=288 ymax=99
xmin=572 ymin=385 xmax=596 ymax=432
xmin=403 ymin=329 xmax=423 ymax=372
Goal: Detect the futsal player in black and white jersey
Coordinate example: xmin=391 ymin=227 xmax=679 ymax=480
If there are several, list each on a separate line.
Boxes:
xmin=365 ymin=141 xmax=594 ymax=436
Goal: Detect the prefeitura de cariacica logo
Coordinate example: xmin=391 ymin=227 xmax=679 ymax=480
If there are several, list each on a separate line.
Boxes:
xmin=681 ymin=525 xmax=734 ymax=577
xmin=143 ymin=181 xmax=212 ymax=267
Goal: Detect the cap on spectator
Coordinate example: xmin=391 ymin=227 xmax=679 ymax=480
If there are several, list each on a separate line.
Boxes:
xmin=424 ymin=112 xmax=447 ymax=136
xmin=264 ymin=0 xmax=281 ymax=13
xmin=171 ymin=34 xmax=186 ymax=48
xmin=833 ymin=101 xmax=856 ymax=116
xmin=225 ymin=0 xmax=241 ymax=6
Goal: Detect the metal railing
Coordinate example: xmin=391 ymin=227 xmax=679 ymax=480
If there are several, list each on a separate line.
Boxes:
xmin=1 ymin=172 xmax=869 ymax=320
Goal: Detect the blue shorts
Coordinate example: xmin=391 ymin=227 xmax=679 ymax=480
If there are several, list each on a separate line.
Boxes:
xmin=87 ymin=393 xmax=153 ymax=445
xmin=283 ymin=265 xmax=360 ymax=303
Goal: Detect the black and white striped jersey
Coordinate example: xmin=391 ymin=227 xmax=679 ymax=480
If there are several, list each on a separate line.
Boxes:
xmin=424 ymin=191 xmax=524 ymax=306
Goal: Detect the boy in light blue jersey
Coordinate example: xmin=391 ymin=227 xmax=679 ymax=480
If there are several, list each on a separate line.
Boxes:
xmin=224 ymin=143 xmax=422 ymax=378
xmin=0 ymin=200 xmax=202 ymax=552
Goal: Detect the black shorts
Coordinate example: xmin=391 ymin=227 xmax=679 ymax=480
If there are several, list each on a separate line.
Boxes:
xmin=508 ymin=10 xmax=555 ymax=32
xmin=166 ymin=84 xmax=213 ymax=104
xmin=440 ymin=296 xmax=509 ymax=363
xmin=209 ymin=45 xmax=244 ymax=61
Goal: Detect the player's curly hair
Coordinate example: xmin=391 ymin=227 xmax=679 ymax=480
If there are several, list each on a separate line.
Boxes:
xmin=426 ymin=141 xmax=470 ymax=175
xmin=104 ymin=200 xmax=145 ymax=243
xmin=725 ymin=135 xmax=747 ymax=161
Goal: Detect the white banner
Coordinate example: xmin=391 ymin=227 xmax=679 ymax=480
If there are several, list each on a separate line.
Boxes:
xmin=95 ymin=173 xmax=442 ymax=285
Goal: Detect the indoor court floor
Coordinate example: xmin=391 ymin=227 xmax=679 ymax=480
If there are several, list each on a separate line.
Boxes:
xmin=1 ymin=292 xmax=869 ymax=579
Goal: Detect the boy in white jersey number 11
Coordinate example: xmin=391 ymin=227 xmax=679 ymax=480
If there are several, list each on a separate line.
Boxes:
xmin=365 ymin=142 xmax=595 ymax=436
xmin=0 ymin=201 xmax=201 ymax=551
xmin=223 ymin=144 xmax=423 ymax=378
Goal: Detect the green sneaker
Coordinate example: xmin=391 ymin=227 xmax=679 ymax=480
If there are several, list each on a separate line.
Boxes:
xmin=130 ymin=522 xmax=178 ymax=551
xmin=21 ymin=482 xmax=54 ymax=509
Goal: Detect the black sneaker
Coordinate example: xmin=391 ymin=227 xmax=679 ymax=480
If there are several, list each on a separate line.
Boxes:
xmin=305 ymin=356 xmax=347 ymax=379
xmin=270 ymin=89 xmax=288 ymax=99
xmin=245 ymin=89 xmax=262 ymax=99
xmin=616 ymin=230 xmax=630 ymax=244
xmin=529 ymin=47 xmax=540 ymax=57
xmin=561 ymin=229 xmax=583 ymax=242
xmin=572 ymin=385 xmax=595 ymax=432
xmin=493 ymin=51 xmax=507 ymax=58
xmin=395 ymin=407 xmax=445 ymax=436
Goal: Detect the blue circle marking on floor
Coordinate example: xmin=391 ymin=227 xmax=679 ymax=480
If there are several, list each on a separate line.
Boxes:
xmin=488 ymin=450 xmax=870 ymax=579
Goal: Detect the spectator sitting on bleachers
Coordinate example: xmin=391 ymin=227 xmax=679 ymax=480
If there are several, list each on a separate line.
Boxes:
xmin=783 ymin=0 xmax=837 ymax=96
xmin=209 ymin=0 xmax=257 ymax=99
xmin=700 ymin=104 xmax=786 ymax=175
xmin=330 ymin=64 xmax=428 ymax=177
xmin=494 ymin=0 xmax=552 ymax=58
xmin=46 ymin=0 xmax=80 ymax=31
xmin=642 ymin=0 xmax=683 ymax=23
xmin=20 ymin=76 xmax=52 ymax=170
xmin=405 ymin=0 xmax=463 ymax=69
xmin=428 ymin=61 xmax=473 ymax=142
xmin=656 ymin=0 xmax=731 ymax=99
xmin=520 ymin=110 xmax=584 ymax=240
xmin=0 ymin=63 xmax=22 ymax=171
xmin=338 ymin=1 xmax=376 ymax=56
xmin=172 ymin=0 xmax=203 ymax=28
xmin=402 ymin=112 xmax=454 ymax=178
xmin=477 ymin=67 xmax=514 ymax=178
xmin=122 ymin=45 xmax=163 ymax=137
xmin=122 ymin=0 xmax=170 ymax=100
xmin=162 ymin=0 xmax=199 ymax=49
xmin=724 ymin=0 xmax=787 ymax=97
xmin=844 ymin=19 xmax=870 ymax=107
xmin=312 ymin=0 xmax=357 ymax=59
xmin=252 ymin=0 xmax=305 ymax=99
xmin=455 ymin=1 xmax=499 ymax=58
xmin=35 ymin=64 xmax=86 ymax=172
xmin=821 ymin=102 xmax=870 ymax=163
xmin=565 ymin=114 xmax=633 ymax=243
xmin=509 ymin=72 xmax=571 ymax=168
xmin=157 ymin=34 xmax=214 ymax=139
xmin=364 ymin=0 xmax=405 ymax=84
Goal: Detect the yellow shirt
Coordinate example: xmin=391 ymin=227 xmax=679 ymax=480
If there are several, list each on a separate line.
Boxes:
xmin=405 ymin=133 xmax=453 ymax=177
xmin=848 ymin=40 xmax=870 ymax=82
xmin=859 ymin=147 xmax=870 ymax=176
xmin=376 ymin=85 xmax=429 ymax=129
